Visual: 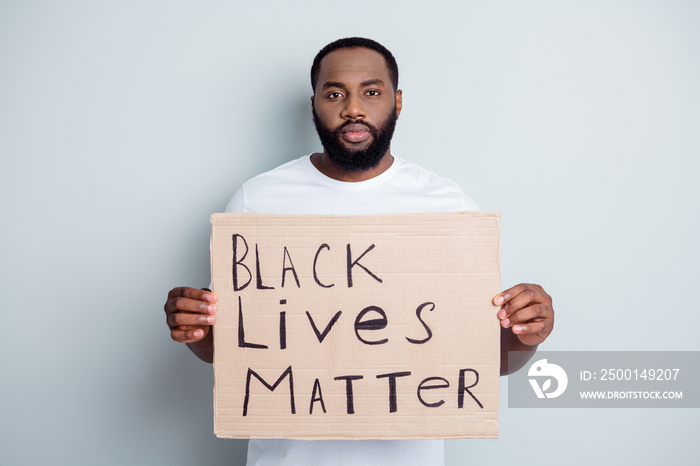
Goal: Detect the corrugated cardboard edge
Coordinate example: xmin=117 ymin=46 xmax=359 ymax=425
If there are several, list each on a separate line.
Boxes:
xmin=210 ymin=211 xmax=501 ymax=440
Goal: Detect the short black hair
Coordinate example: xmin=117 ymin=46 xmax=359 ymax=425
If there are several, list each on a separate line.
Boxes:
xmin=310 ymin=37 xmax=399 ymax=93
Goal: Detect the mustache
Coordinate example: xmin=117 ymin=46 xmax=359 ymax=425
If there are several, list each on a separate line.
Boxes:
xmin=336 ymin=119 xmax=377 ymax=134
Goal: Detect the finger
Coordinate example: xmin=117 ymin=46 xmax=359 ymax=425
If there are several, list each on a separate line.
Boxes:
xmin=500 ymin=303 xmax=551 ymax=328
xmin=512 ymin=319 xmax=552 ymax=336
xmin=168 ymin=312 xmax=216 ymax=328
xmin=164 ymin=296 xmax=217 ymax=317
xmin=493 ymin=283 xmax=541 ymax=306
xmin=499 ymin=288 xmax=547 ymax=321
xmin=496 ymin=285 xmax=548 ymax=320
xmin=171 ymin=326 xmax=207 ymax=343
xmin=167 ymin=286 xmax=218 ymax=304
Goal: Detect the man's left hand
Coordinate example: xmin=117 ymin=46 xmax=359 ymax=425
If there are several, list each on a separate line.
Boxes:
xmin=494 ymin=283 xmax=554 ymax=346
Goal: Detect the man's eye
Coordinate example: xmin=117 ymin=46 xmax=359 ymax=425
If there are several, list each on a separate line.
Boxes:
xmin=327 ymin=92 xmax=342 ymax=99
xmin=366 ymin=90 xmax=380 ymax=96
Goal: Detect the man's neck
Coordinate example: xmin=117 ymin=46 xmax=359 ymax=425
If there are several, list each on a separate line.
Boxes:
xmin=310 ymin=151 xmax=394 ymax=182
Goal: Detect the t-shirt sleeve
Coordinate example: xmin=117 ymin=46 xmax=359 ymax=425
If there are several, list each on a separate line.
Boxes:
xmin=224 ymin=187 xmax=245 ymax=213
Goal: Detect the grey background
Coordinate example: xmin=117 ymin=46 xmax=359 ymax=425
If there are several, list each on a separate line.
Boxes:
xmin=1 ymin=1 xmax=698 ymax=465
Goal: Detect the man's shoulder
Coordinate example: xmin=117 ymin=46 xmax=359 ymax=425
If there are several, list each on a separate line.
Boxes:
xmin=393 ymin=158 xmax=480 ymax=211
xmin=393 ymin=158 xmax=462 ymax=188
xmin=393 ymin=158 xmax=475 ymax=200
xmin=224 ymin=155 xmax=313 ymax=213
xmin=242 ymin=155 xmax=311 ymax=188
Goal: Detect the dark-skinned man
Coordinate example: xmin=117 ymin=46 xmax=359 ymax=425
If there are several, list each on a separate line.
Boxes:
xmin=164 ymin=37 xmax=554 ymax=466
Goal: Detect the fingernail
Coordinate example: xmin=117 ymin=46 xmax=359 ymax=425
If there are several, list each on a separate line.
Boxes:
xmin=514 ymin=325 xmax=526 ymax=333
xmin=205 ymin=293 xmax=217 ymax=303
xmin=501 ymin=318 xmax=510 ymax=327
xmin=495 ymin=296 xmax=504 ymax=305
xmin=498 ymin=309 xmax=506 ymax=319
xmin=193 ymin=329 xmax=204 ymax=338
xmin=207 ymin=305 xmax=216 ymax=313
xmin=206 ymin=315 xmax=216 ymax=324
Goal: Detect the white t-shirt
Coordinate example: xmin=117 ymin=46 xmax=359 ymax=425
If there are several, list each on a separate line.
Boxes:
xmin=224 ymin=154 xmax=479 ymax=466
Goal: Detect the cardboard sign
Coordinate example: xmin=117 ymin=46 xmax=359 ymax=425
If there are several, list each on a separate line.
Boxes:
xmin=210 ymin=212 xmax=501 ymax=439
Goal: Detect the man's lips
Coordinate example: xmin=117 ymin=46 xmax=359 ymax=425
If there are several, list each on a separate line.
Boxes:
xmin=340 ymin=123 xmax=371 ymax=143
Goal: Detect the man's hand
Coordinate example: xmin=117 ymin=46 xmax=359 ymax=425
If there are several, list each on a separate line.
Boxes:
xmin=164 ymin=287 xmax=218 ymax=363
xmin=495 ymin=283 xmax=554 ymax=375
xmin=494 ymin=283 xmax=554 ymax=346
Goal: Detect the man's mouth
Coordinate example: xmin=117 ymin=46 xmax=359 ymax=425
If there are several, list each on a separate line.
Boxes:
xmin=340 ymin=123 xmax=371 ymax=143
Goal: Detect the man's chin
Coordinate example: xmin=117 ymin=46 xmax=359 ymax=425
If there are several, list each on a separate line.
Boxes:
xmin=325 ymin=152 xmax=385 ymax=173
xmin=337 ymin=137 xmax=373 ymax=151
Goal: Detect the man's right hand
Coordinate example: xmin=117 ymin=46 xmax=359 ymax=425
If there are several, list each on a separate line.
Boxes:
xmin=164 ymin=287 xmax=218 ymax=362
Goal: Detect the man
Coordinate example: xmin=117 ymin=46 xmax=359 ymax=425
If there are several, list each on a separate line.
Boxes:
xmin=164 ymin=37 xmax=554 ymax=465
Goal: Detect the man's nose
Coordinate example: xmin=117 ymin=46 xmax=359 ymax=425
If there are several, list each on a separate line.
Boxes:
xmin=342 ymin=93 xmax=365 ymax=119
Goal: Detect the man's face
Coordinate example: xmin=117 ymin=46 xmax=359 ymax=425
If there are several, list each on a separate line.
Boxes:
xmin=312 ymin=47 xmax=402 ymax=172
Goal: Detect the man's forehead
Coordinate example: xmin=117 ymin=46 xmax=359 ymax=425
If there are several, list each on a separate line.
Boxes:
xmin=316 ymin=47 xmax=390 ymax=87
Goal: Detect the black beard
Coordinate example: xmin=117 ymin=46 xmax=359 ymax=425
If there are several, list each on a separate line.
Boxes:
xmin=312 ymin=107 xmax=397 ymax=173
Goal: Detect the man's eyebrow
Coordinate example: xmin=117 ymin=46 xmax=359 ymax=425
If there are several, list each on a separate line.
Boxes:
xmin=360 ymin=79 xmax=385 ymax=87
xmin=320 ymin=79 xmax=386 ymax=90
xmin=321 ymin=81 xmax=346 ymax=90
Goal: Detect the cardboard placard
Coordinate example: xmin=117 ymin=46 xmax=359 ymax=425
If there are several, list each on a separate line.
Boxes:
xmin=210 ymin=212 xmax=501 ymax=439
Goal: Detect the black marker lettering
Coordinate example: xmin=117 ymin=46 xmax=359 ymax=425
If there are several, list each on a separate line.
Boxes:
xmin=376 ymin=371 xmax=411 ymax=413
xmin=458 ymin=369 xmax=483 ymax=409
xmin=279 ymin=310 xmax=286 ymax=350
xmin=232 ymin=234 xmax=251 ymax=291
xmin=313 ymin=244 xmax=334 ymax=288
xmin=346 ymin=243 xmax=382 ymax=287
xmin=334 ymin=375 xmax=363 ymax=414
xmin=255 ymin=244 xmax=274 ymax=290
xmin=281 ymin=247 xmax=300 ymax=288
xmin=238 ymin=296 xmax=267 ymax=349
xmin=309 ymin=378 xmax=326 ymax=414
xmin=354 ymin=306 xmax=388 ymax=345
xmin=406 ymin=302 xmax=435 ymax=345
xmin=243 ymin=366 xmax=295 ymax=416
xmin=306 ymin=310 xmax=342 ymax=343
xmin=417 ymin=377 xmax=450 ymax=408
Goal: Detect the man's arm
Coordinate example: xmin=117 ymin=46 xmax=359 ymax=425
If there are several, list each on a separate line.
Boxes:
xmin=494 ymin=283 xmax=554 ymax=376
xmin=164 ymin=287 xmax=218 ymax=363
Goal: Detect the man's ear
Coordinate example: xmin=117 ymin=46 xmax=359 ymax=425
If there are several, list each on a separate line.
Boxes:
xmin=395 ymin=90 xmax=403 ymax=119
xmin=310 ymin=95 xmax=315 ymax=111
